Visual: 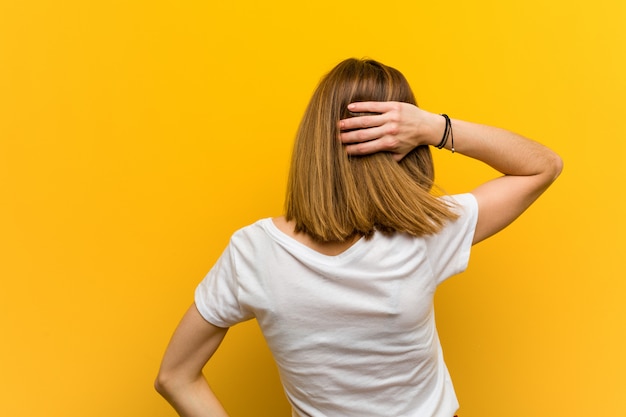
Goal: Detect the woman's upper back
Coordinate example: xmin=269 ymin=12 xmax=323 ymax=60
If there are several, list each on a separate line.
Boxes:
xmin=195 ymin=193 xmax=478 ymax=417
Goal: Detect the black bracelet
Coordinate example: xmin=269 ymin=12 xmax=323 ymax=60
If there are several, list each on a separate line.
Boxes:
xmin=436 ymin=114 xmax=451 ymax=149
xmin=449 ymin=116 xmax=455 ymax=153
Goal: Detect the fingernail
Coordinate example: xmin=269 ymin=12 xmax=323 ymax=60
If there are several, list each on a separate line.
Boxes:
xmin=347 ymin=103 xmax=355 ymax=109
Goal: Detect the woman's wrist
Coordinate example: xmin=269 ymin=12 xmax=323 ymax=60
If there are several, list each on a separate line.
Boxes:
xmin=417 ymin=110 xmax=447 ymax=148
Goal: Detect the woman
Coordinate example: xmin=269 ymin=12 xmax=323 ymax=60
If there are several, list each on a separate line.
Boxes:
xmin=155 ymin=58 xmax=563 ymax=417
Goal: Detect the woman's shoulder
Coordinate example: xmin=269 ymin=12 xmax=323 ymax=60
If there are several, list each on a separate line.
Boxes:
xmin=441 ymin=193 xmax=478 ymax=209
xmin=226 ymin=218 xmax=274 ymax=246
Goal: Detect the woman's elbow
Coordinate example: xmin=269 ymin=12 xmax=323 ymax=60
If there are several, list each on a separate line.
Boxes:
xmin=548 ymin=151 xmax=564 ymax=182
xmin=540 ymin=148 xmax=563 ymax=184
xmin=154 ymin=372 xmax=168 ymax=397
xmin=154 ymin=370 xmax=178 ymax=398
xmin=154 ymin=368 xmax=202 ymax=399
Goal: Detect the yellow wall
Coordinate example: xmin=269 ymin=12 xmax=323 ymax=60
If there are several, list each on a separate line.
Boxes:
xmin=1 ymin=1 xmax=624 ymax=416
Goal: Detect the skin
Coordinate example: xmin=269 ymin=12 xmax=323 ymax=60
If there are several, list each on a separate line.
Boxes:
xmin=155 ymin=101 xmax=563 ymax=416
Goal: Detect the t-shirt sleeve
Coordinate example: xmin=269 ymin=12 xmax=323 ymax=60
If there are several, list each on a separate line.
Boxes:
xmin=425 ymin=193 xmax=479 ymax=285
xmin=194 ymin=238 xmax=253 ymax=328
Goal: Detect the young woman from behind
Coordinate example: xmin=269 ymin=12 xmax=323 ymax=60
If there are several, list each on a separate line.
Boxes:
xmin=155 ymin=58 xmax=563 ymax=417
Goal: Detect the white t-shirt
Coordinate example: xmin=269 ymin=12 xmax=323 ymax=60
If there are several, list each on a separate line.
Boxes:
xmin=195 ymin=193 xmax=478 ymax=417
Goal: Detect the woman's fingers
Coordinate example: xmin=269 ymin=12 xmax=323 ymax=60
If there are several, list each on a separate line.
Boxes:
xmin=347 ymin=101 xmax=398 ymax=114
xmin=339 ymin=101 xmax=419 ymax=160
xmin=344 ymin=139 xmax=387 ymax=157
xmin=339 ymin=101 xmax=401 ymax=132
xmin=340 ymin=124 xmax=387 ymax=144
xmin=340 ymin=113 xmax=386 ymax=133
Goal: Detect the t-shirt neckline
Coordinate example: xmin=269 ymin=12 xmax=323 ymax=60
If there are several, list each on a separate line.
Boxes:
xmin=260 ymin=218 xmax=368 ymax=264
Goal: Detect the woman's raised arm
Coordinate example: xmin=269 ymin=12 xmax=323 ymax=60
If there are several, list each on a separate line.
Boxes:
xmin=339 ymin=101 xmax=563 ymax=244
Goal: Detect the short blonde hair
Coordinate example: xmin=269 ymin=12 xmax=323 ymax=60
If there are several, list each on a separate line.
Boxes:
xmin=285 ymin=58 xmax=458 ymax=242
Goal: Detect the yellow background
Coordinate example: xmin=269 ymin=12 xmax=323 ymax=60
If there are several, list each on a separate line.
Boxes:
xmin=1 ymin=0 xmax=624 ymax=416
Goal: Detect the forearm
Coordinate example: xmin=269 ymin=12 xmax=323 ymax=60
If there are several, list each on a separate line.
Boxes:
xmin=420 ymin=112 xmax=563 ymax=180
xmin=156 ymin=374 xmax=229 ymax=417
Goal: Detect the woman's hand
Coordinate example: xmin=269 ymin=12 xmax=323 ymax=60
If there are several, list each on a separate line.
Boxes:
xmin=339 ymin=101 xmax=444 ymax=161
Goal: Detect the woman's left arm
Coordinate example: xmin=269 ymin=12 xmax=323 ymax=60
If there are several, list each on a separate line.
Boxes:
xmin=155 ymin=303 xmax=230 ymax=417
xmin=339 ymin=101 xmax=563 ymax=245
